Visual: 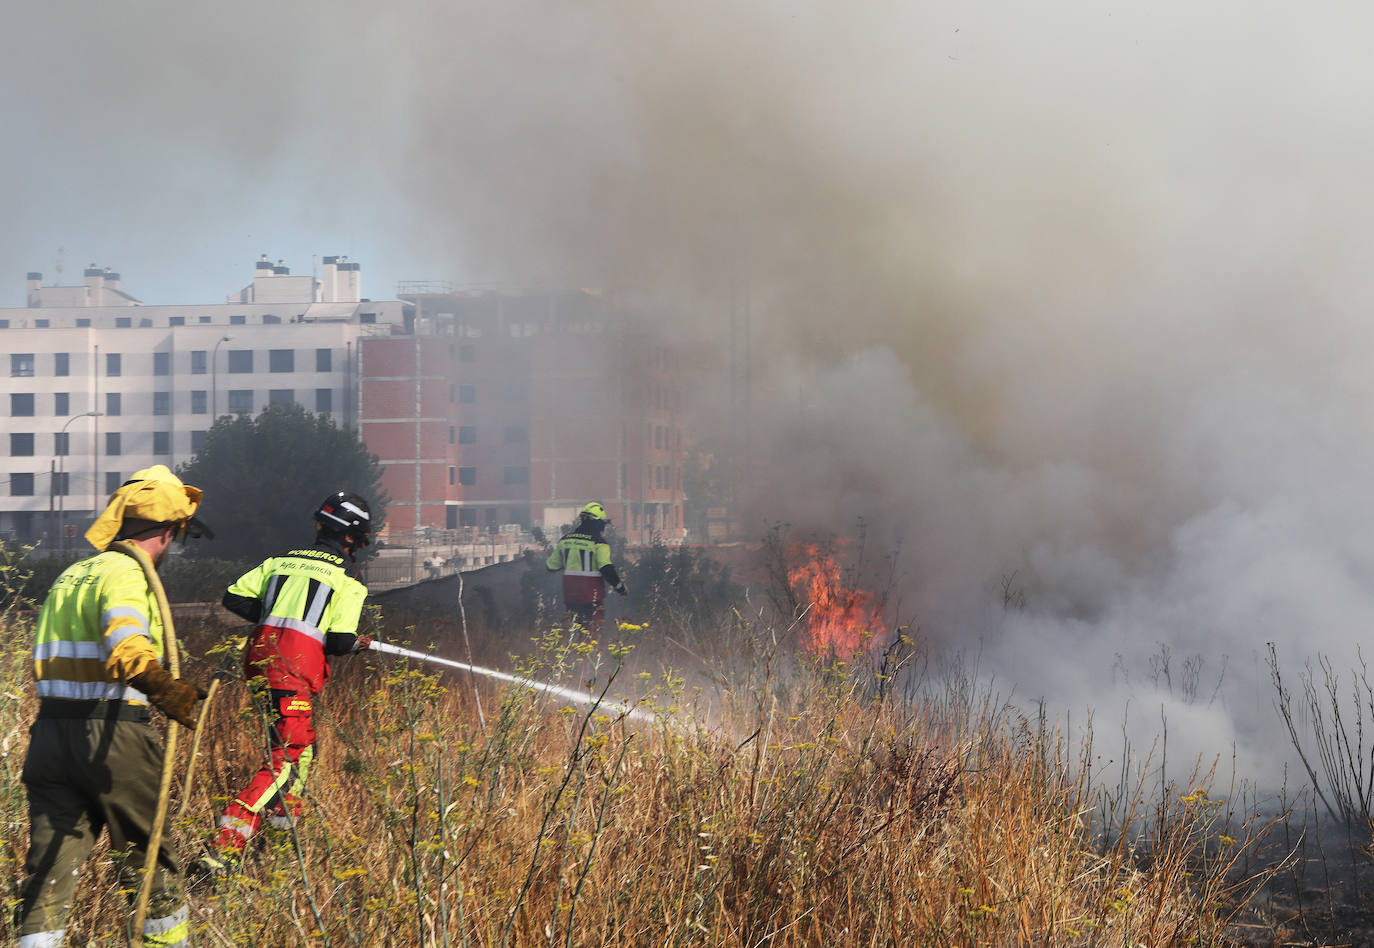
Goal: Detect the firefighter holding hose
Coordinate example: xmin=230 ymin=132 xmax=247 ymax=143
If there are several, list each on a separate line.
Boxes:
xmin=205 ymin=491 xmax=373 ymax=869
xmin=546 ymin=501 xmax=627 ymax=635
xmin=17 ymin=465 xmax=209 ymax=948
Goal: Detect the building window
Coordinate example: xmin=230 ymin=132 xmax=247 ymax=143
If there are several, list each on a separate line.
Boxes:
xmin=55 ymin=392 xmax=69 ymax=416
xmin=269 ymin=389 xmax=294 ymax=406
xmin=449 ymin=426 xmax=455 ymax=445
xmin=262 ymin=314 xmax=281 ymax=325
xmin=191 ymin=350 xmax=207 ymax=374
xmin=228 ymin=390 xmax=253 ymax=414
xmin=10 ymin=394 xmax=34 ymax=417
xmin=269 ymin=349 xmax=294 ymax=372
xmin=459 ymin=508 xmax=477 ymax=527
xmin=191 ymin=390 xmax=207 ymax=414
xmin=54 ymin=431 xmax=69 ymax=457
xmin=459 ymin=344 xmax=475 ymax=363
xmin=458 ymin=467 xmax=476 ymax=486
xmin=169 ymin=316 xmax=185 ymax=327
xmin=54 ymin=352 xmax=69 ymax=376
xmin=230 ymin=314 xmax=247 ymax=326
xmin=107 ymin=353 xmax=121 ymax=377
xmin=449 ymin=466 xmax=455 ymax=485
xmin=34 ymin=319 xmax=49 ymax=328
xmin=106 ymin=392 xmax=121 ymax=416
xmin=199 ymin=316 xmax=211 ymax=324
xmin=503 ymin=425 xmax=528 ymax=444
xmin=10 ymin=473 xmax=33 ymax=497
xmin=315 ymin=388 xmax=332 ymax=413
xmin=76 ymin=318 xmax=91 ymax=327
xmin=106 ymin=471 xmax=122 ymax=494
xmin=0 ymin=319 xmax=9 ymax=328
xmin=10 ymin=433 xmax=34 ymax=457
xmin=458 ymin=426 xmax=476 ymax=444
xmin=11 ymin=353 xmax=34 ymax=377
xmin=316 ymin=348 xmax=332 ymax=372
xmin=449 ymin=384 xmax=454 ymax=402
xmin=228 ymin=350 xmax=252 ymax=373
xmin=154 ymin=431 xmax=171 ymax=455
xmin=106 ymin=432 xmax=121 ymax=456
xmin=153 ymin=392 xmax=170 ymax=415
xmin=503 ymin=466 xmax=529 ymax=485
xmin=115 ymin=317 xmax=132 ymax=328
xmin=154 ymin=352 xmax=171 ymax=376
xmin=446 ymin=506 xmax=458 ymax=528
xmin=459 ymin=384 xmax=475 ymax=404
xmin=191 ymin=430 xmax=207 ymax=452
xmin=359 ymin=312 xmax=377 ymax=324
xmin=53 ymin=471 xmax=69 ymax=496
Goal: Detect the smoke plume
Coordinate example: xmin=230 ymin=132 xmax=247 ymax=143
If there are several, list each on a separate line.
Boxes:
xmin=8 ymin=0 xmax=1374 ymax=787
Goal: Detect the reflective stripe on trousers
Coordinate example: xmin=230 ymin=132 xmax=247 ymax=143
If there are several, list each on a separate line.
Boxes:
xmin=144 ymin=904 xmax=191 ymax=947
xmin=18 ymin=932 xmax=65 ymax=948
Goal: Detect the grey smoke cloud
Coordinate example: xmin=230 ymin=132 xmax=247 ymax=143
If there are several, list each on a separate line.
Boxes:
xmin=6 ymin=0 xmax=1374 ymax=786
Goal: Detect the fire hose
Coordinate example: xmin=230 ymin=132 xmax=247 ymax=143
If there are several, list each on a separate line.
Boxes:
xmin=366 ymin=639 xmax=652 ymax=723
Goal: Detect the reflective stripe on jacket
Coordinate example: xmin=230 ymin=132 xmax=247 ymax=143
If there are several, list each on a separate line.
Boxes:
xmin=227 ymin=546 xmax=367 ymax=693
xmin=32 ymin=551 xmax=163 ymax=703
xmin=547 ymin=532 xmax=613 ymax=605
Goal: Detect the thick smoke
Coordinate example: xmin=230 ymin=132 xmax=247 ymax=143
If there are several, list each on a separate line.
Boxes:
xmin=8 ymin=0 xmax=1374 ymax=787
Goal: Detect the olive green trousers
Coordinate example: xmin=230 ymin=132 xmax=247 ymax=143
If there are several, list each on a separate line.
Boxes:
xmin=18 ymin=711 xmax=187 ymax=944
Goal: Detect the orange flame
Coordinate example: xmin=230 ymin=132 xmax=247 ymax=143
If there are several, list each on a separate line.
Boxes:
xmin=788 ymin=542 xmax=884 ymax=655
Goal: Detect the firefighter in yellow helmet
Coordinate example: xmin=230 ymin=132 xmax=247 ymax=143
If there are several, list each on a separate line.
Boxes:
xmin=17 ymin=465 xmax=209 ymax=948
xmin=546 ymin=501 xmax=627 ymax=635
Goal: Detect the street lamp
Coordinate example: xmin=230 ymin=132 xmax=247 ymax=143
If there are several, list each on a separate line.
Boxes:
xmin=56 ymin=410 xmax=102 ymax=556
xmin=211 ymin=335 xmax=232 ymax=419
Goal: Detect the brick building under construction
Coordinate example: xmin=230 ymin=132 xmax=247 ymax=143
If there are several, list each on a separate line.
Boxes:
xmin=360 ymin=286 xmax=685 ymax=547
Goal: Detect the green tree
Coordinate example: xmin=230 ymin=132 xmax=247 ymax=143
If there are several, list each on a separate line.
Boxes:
xmin=176 ymin=403 xmax=388 ymax=562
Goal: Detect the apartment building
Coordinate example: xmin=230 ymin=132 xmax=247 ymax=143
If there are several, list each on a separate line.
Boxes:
xmin=362 ymin=287 xmax=685 ymax=546
xmin=0 ymin=258 xmax=405 ymax=544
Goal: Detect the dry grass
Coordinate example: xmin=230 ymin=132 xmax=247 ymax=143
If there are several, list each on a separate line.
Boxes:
xmin=0 ymin=576 xmax=1283 ymax=945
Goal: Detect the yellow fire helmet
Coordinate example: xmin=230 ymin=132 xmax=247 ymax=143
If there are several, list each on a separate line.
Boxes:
xmin=580 ymin=501 xmax=608 ymax=522
xmin=85 ymin=464 xmax=203 ymax=551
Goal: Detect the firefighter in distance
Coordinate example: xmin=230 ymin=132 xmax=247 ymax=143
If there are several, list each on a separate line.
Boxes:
xmin=546 ymin=501 xmax=627 ymax=634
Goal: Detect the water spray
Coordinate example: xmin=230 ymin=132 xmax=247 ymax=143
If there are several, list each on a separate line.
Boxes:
xmin=366 ymin=639 xmax=653 ymax=723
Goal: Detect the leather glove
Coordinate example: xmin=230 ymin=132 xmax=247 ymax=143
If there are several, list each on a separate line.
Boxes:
xmin=353 ymin=635 xmax=374 ymax=653
xmin=130 ymin=663 xmax=208 ymax=729
xmin=614 ymin=583 xmax=628 ymax=597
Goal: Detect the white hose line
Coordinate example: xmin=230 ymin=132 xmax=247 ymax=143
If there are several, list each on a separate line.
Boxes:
xmin=367 ymin=639 xmax=655 ymax=724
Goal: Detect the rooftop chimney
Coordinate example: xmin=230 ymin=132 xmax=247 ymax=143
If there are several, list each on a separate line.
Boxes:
xmin=321 ymin=255 xmax=339 ymax=302
xmin=338 ymin=257 xmax=361 ymax=302
xmin=84 ymin=264 xmax=103 ymax=305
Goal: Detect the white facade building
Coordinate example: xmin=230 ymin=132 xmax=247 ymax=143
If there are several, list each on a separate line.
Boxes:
xmin=0 ymin=258 xmax=406 ymax=545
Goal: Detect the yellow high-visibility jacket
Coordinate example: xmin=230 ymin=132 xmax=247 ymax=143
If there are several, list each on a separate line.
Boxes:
xmin=32 ymin=550 xmax=163 ymax=704
xmin=546 ymin=530 xmax=621 ymax=606
xmin=223 ymin=541 xmax=367 ymax=693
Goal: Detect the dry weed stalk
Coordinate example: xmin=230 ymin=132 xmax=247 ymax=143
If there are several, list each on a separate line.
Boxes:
xmin=0 ymin=568 xmax=1287 ymax=946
